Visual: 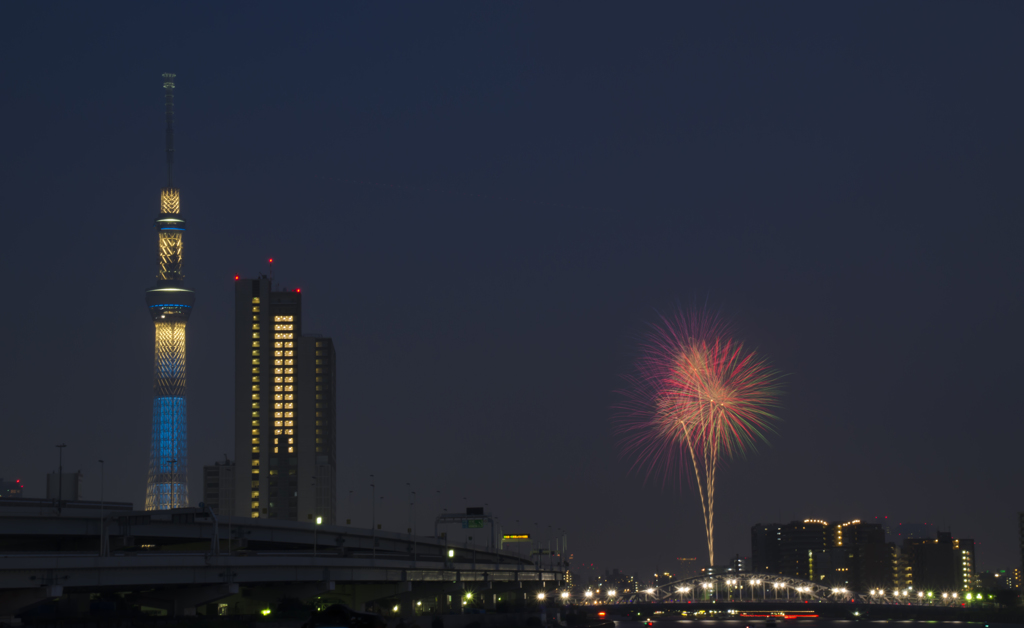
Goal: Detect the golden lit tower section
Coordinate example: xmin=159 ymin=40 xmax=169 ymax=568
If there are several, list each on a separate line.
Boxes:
xmin=144 ymin=73 xmax=194 ymax=510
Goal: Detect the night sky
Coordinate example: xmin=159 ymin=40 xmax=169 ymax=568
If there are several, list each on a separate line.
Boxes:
xmin=2 ymin=3 xmax=1023 ymax=577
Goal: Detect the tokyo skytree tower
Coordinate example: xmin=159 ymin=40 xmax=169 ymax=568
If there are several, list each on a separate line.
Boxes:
xmin=144 ymin=73 xmax=193 ymax=509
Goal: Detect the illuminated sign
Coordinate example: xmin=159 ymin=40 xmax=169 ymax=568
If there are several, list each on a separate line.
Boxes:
xmin=503 ymin=534 xmax=530 ymax=541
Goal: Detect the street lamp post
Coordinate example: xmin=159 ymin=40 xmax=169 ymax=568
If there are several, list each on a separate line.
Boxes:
xmin=98 ymin=459 xmax=105 ymax=556
xmin=314 ymin=516 xmax=322 ymax=558
xmin=370 ymin=475 xmax=376 ymax=562
xmin=55 ymin=444 xmax=67 ymax=515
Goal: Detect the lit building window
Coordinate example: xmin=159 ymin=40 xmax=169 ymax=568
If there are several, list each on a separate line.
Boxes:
xmin=284 ymin=420 xmax=294 ymax=426
xmin=274 ymin=421 xmax=283 ymax=427
xmin=252 ymin=297 xmax=260 ymax=304
xmin=288 ymin=447 xmax=294 ymax=453
xmin=252 ymin=438 xmax=259 ymax=444
xmin=285 ymin=429 xmax=294 ymax=435
xmin=274 ymin=447 xmax=279 ymax=453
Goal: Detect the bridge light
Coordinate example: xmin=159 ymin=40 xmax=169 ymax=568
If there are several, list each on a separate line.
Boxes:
xmin=942 ymin=593 xmax=948 ymax=599
xmin=261 ymin=610 xmax=271 ymax=616
xmin=448 ymin=549 xmax=454 ymax=558
xmin=584 ymin=591 xmax=593 ymax=598
xmin=607 ymin=590 xmax=616 ymax=597
xmin=537 ymin=593 xmax=546 ymax=600
xmin=645 ymin=588 xmax=654 ymax=594
xmin=918 ymin=592 xmax=924 ymax=598
xmin=561 ymin=592 xmax=570 ymax=599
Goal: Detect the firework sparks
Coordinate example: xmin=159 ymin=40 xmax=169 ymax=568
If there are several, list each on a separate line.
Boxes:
xmin=616 ymin=310 xmax=782 ymax=565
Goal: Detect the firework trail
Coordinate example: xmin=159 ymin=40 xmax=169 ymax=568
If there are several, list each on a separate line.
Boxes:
xmin=616 ymin=310 xmax=782 ymax=566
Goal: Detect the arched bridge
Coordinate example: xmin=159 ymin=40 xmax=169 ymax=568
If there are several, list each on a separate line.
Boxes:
xmin=593 ymin=574 xmax=856 ymax=604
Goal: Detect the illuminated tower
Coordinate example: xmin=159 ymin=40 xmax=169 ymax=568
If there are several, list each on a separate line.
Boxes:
xmin=144 ymin=73 xmax=193 ymax=510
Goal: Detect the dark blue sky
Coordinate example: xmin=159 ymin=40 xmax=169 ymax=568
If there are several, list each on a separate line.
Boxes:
xmin=1 ymin=2 xmax=1022 ymax=576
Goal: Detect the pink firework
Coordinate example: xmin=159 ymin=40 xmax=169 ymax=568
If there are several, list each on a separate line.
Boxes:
xmin=615 ymin=309 xmax=782 ymax=565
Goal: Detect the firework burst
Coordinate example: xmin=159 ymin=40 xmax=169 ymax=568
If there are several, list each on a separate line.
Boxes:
xmin=616 ymin=310 xmax=782 ymax=565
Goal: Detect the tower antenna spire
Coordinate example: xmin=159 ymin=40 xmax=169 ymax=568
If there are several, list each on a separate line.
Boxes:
xmin=163 ymin=73 xmax=176 ymax=188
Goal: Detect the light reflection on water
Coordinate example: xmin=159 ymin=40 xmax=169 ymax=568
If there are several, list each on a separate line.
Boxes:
xmin=612 ymin=620 xmax=986 ymax=628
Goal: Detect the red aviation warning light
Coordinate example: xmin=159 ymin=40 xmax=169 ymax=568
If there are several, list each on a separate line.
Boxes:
xmin=234 ymin=275 xmax=239 ymax=280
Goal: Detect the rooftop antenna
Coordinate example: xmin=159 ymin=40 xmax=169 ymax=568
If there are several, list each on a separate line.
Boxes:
xmin=163 ymin=73 xmax=176 ymax=188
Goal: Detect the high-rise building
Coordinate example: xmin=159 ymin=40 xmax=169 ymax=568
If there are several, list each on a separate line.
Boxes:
xmin=901 ymin=531 xmax=975 ymax=592
xmin=233 ymin=277 xmax=336 ymax=523
xmin=144 ymin=73 xmax=193 ymax=510
xmin=202 ymin=459 xmax=235 ymax=517
xmin=752 ymin=518 xmax=890 ymax=591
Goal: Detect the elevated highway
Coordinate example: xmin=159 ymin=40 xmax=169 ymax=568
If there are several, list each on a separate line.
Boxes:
xmin=0 ymin=501 xmax=562 ymax=618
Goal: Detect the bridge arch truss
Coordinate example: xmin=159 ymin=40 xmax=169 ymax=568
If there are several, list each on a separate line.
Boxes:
xmin=612 ymin=573 xmax=858 ymax=604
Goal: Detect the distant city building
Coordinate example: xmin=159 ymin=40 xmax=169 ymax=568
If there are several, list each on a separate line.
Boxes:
xmin=701 ymin=556 xmax=750 ymax=576
xmin=675 ymin=556 xmax=702 ymax=580
xmin=202 ymin=458 xmax=235 ymax=517
xmin=46 ymin=471 xmax=83 ymax=501
xmin=977 ymin=570 xmax=1013 ymax=591
xmin=751 ymin=519 xmax=891 ymax=592
xmin=873 ymin=517 xmax=938 ymax=545
xmin=751 ymin=524 xmax=783 ymax=574
xmin=1019 ymin=513 xmax=1024 ymax=589
xmin=0 ymin=479 xmax=24 ymax=498
xmin=901 ymin=531 xmax=975 ymax=592
xmin=233 ymin=277 xmax=337 ymax=524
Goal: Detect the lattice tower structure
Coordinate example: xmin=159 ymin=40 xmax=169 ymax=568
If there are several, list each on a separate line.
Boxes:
xmin=144 ymin=73 xmax=194 ymax=510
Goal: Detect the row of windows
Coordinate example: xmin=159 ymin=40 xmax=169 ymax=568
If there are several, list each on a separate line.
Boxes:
xmin=274 ymin=324 xmax=294 ymax=331
xmin=274 ymin=315 xmax=295 ymax=322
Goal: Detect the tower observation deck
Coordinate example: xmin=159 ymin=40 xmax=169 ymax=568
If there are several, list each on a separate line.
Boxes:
xmin=144 ymin=73 xmax=193 ymax=509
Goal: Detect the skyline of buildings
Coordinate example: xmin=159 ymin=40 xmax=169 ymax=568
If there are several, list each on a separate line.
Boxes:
xmin=751 ymin=518 xmax=977 ymax=594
